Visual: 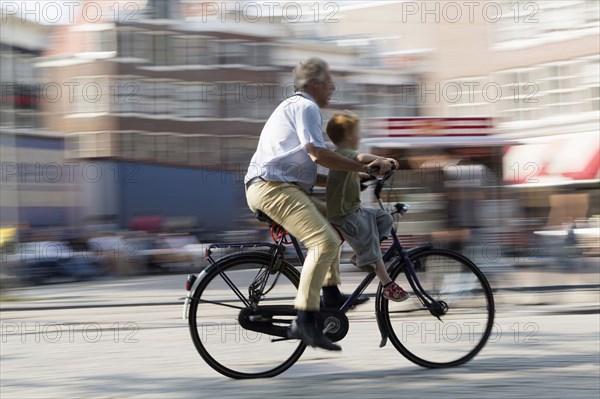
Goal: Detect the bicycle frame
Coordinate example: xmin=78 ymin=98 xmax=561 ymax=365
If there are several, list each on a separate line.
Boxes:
xmin=286 ymin=220 xmax=437 ymax=315
xmin=184 ymin=170 xmax=443 ymax=322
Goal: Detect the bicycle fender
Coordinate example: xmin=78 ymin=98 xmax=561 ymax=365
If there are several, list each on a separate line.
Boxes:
xmin=182 ymin=268 xmax=208 ymax=320
xmin=407 ymin=244 xmax=434 ymax=258
xmin=375 ymin=293 xmax=389 ymax=348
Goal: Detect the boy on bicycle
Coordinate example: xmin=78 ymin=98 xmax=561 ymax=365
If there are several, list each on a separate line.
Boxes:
xmin=326 ymin=112 xmax=410 ymax=302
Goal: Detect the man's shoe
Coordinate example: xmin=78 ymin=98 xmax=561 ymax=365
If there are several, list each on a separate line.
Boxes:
xmin=287 ymin=320 xmax=341 ymax=351
xmin=321 ymin=294 xmax=369 ymax=309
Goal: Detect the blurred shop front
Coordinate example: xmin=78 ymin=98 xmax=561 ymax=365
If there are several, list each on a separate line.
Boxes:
xmin=502 ymin=131 xmax=600 ymax=259
xmin=360 ymin=117 xmax=511 ymax=252
xmin=359 ymin=117 xmax=599 ymax=261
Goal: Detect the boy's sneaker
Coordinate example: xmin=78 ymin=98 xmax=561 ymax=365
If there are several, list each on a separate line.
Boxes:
xmin=382 ymin=282 xmax=410 ymax=302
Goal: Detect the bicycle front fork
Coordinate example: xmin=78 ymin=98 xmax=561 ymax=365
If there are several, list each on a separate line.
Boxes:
xmin=400 ymin=248 xmax=448 ymax=319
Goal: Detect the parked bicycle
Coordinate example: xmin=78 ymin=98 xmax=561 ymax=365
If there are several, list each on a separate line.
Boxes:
xmin=182 ymin=168 xmax=495 ymax=379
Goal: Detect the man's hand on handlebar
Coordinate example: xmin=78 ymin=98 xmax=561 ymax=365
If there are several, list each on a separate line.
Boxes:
xmin=385 ymin=157 xmax=400 ymax=169
xmin=365 ymin=158 xmax=396 ymax=175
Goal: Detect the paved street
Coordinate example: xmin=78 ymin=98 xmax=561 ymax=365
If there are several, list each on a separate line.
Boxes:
xmin=1 ymin=265 xmax=599 ymax=399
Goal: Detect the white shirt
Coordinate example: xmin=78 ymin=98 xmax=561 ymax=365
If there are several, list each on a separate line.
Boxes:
xmin=244 ymin=92 xmax=326 ymax=194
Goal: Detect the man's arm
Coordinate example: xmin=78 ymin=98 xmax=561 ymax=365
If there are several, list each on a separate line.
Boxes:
xmin=356 ymin=153 xmax=400 ymax=169
xmin=306 ymin=145 xmax=366 ymax=172
xmin=305 ymin=144 xmax=392 ymax=174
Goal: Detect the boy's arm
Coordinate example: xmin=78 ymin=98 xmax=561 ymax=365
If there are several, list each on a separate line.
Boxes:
xmin=356 ymin=153 xmax=400 ymax=169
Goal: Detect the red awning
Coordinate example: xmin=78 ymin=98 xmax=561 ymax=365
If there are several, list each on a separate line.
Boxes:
xmin=503 ymin=132 xmax=600 ymax=184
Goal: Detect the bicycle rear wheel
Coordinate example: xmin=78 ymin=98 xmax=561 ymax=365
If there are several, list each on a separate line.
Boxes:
xmin=188 ymin=252 xmax=305 ymax=379
xmin=380 ymin=248 xmax=495 ymax=368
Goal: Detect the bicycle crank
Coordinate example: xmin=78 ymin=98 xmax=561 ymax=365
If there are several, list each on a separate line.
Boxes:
xmin=318 ymin=310 xmax=349 ymax=342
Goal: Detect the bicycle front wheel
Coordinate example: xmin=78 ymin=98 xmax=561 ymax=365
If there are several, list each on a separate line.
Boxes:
xmin=380 ymin=248 xmax=495 ymax=368
xmin=188 ymin=252 xmax=305 ymax=379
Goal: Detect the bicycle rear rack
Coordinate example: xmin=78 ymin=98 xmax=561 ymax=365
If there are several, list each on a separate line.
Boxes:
xmin=204 ymin=242 xmax=279 ymax=265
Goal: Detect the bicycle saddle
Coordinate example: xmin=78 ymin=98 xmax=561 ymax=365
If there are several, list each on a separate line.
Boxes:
xmin=255 ymin=210 xmax=275 ymax=225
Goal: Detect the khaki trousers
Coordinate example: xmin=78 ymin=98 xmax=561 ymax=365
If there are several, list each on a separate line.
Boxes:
xmin=246 ymin=181 xmax=342 ymax=311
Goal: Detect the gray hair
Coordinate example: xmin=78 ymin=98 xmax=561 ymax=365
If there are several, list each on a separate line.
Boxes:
xmin=293 ymin=58 xmax=329 ymax=91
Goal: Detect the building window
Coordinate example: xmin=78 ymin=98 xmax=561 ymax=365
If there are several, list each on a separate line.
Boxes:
xmin=167 ymin=134 xmax=188 ymax=163
xmin=216 ymin=40 xmax=248 ymax=65
xmin=133 ymin=32 xmax=151 ymax=61
xmin=131 ymin=79 xmax=177 ymax=116
xmin=243 ymin=43 xmax=271 ymax=66
xmin=117 ymin=28 xmax=139 ymax=58
xmin=69 ymin=132 xmax=112 ymax=158
xmin=153 ymin=80 xmax=175 ymax=115
xmin=494 ymin=55 xmax=600 ymax=122
xmin=583 ymin=55 xmax=600 ymax=111
xmin=1 ymin=52 xmax=40 ymax=128
xmin=221 ymin=82 xmax=245 ymax=118
xmin=99 ymin=30 xmax=115 ymax=52
xmin=221 ymin=136 xmax=259 ymax=164
xmin=134 ymin=133 xmax=155 ymax=161
xmin=245 ymin=83 xmax=279 ymax=120
xmin=119 ymin=132 xmax=136 ymax=159
xmin=82 ymin=29 xmax=115 ymax=53
xmin=494 ymin=0 xmax=598 ymax=45
xmin=360 ymin=85 xmax=419 ymax=118
xmin=72 ymin=76 xmax=109 ymax=115
xmin=146 ymin=0 xmax=173 ymax=19
xmin=149 ymin=33 xmax=174 ymax=66
xmin=155 ymin=134 xmax=169 ymax=162
xmin=111 ymin=77 xmax=141 ymax=114
xmin=174 ymin=82 xmax=214 ymax=119
xmin=444 ymin=78 xmax=493 ymax=118
xmin=173 ymin=36 xmax=213 ymax=66
xmin=189 ymin=135 xmax=221 ymax=165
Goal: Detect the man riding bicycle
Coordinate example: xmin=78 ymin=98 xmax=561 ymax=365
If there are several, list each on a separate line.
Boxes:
xmin=244 ymin=58 xmax=394 ymax=351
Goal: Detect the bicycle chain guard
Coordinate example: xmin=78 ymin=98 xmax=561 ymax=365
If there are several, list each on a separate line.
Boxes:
xmin=238 ymin=306 xmax=349 ymax=342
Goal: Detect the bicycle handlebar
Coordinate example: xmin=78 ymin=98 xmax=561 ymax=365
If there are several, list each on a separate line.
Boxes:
xmin=366 ymin=164 xmax=397 ymax=175
xmin=365 ymin=165 xmax=396 ymax=200
xmin=366 ymin=166 xmax=380 ymax=175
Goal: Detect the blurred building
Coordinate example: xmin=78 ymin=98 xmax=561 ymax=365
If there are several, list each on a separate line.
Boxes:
xmin=0 ymin=13 xmax=75 ymax=229
xmin=3 ymin=0 xmax=419 ymax=231
xmin=327 ymin=0 xmax=599 ymax=176
xmin=325 ymin=0 xmax=600 ymax=223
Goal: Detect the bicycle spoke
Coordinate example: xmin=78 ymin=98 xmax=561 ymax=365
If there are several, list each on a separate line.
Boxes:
xmin=387 ymin=308 xmax=428 ymax=314
xmin=195 ymin=298 xmax=247 ymax=311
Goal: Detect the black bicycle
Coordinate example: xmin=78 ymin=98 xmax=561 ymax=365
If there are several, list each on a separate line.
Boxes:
xmin=183 ymin=168 xmax=495 ymax=379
